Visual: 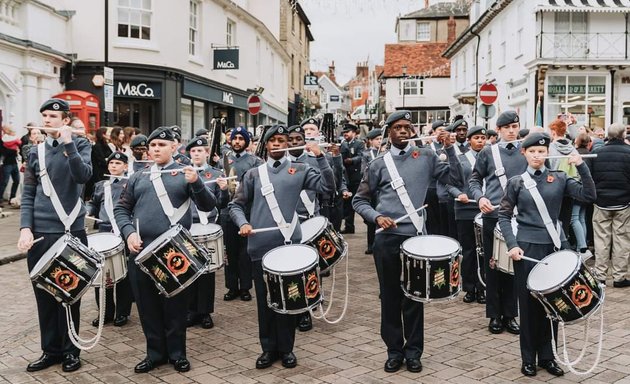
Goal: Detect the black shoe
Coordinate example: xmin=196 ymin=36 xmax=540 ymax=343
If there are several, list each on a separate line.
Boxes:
xmin=298 ymin=313 xmax=312 ymax=332
xmin=488 ymin=318 xmax=504 ymax=334
xmin=406 ymin=358 xmax=422 ymax=372
xmin=172 ymin=358 xmax=191 ymax=372
xmin=521 ymin=363 xmax=537 ymax=376
xmin=256 ymin=351 xmax=279 ymax=369
xmin=91 ymin=316 xmax=113 ymax=327
xmin=61 ymin=354 xmax=81 ymax=372
xmin=201 ymin=314 xmax=214 ymax=329
xmin=26 ymin=353 xmax=61 ymax=372
xmin=476 ymin=291 xmax=486 ymax=304
xmin=503 ymin=317 xmax=520 ymax=335
xmin=113 ymin=315 xmax=129 ymax=327
xmin=384 ymin=358 xmax=403 ymax=372
xmin=186 ymin=313 xmax=202 ymax=327
xmin=134 ymin=357 xmax=166 ymax=373
xmin=613 ymin=279 xmax=630 ymax=288
xmin=463 ymin=291 xmax=476 ymax=303
xmin=281 ymin=352 xmax=297 ymax=368
xmin=240 ymin=289 xmax=252 ymax=301
xmin=223 ymin=289 xmax=240 ymax=301
xmin=321 ymin=269 xmax=331 ymax=277
xmin=364 ymin=248 xmax=373 ymax=254
xmin=538 ymin=360 xmax=564 ymax=376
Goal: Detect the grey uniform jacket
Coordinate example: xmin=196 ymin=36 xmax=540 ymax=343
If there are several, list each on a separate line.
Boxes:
xmin=448 ymin=151 xmax=482 ymax=221
xmin=340 ymin=139 xmax=365 ymax=184
xmin=87 ymin=178 xmax=128 ymax=231
xmin=192 ymin=165 xmax=229 ymax=223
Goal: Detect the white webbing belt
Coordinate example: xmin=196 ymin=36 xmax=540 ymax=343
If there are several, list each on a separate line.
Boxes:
xmin=299 ymin=190 xmax=316 ymax=218
xmin=383 ymin=152 xmax=423 ymax=234
xmin=454 ymin=143 xmax=462 ymax=156
xmin=465 ymin=150 xmax=476 ymax=170
xmin=430 ymin=142 xmax=437 ymax=153
xmin=521 ymin=172 xmax=562 ymax=249
xmin=196 ymin=207 xmax=210 ymax=225
xmin=103 ymin=181 xmax=121 ymax=236
xmin=491 ymin=144 xmax=507 ymax=191
xmin=150 ymin=164 xmax=191 ymax=226
xmin=258 ymin=164 xmax=298 ymax=244
xmin=37 ymin=143 xmax=82 ymax=232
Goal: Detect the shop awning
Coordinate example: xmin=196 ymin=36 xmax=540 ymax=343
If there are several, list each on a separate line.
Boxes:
xmin=539 ymin=0 xmax=630 ymax=12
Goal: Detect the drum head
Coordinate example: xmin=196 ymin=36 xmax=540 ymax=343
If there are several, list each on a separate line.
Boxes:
xmin=136 ymin=225 xmax=182 ymax=261
xmin=528 ymin=250 xmax=580 ymax=292
xmin=474 ymin=213 xmax=483 ymax=227
xmin=402 ymin=235 xmax=460 ymax=258
xmin=88 ymin=233 xmax=123 ymax=253
xmin=190 ymin=223 xmax=222 ymax=237
xmin=300 ymin=217 xmax=327 ymax=242
xmin=263 ymin=245 xmax=318 ymax=273
xmin=29 ymin=235 xmax=69 ymax=278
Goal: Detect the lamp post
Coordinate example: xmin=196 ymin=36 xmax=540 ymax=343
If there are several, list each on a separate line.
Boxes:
xmin=401 ymin=65 xmax=407 ymax=109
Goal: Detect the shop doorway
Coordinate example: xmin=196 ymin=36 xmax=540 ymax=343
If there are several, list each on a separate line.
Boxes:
xmin=114 ymin=101 xmax=156 ymax=133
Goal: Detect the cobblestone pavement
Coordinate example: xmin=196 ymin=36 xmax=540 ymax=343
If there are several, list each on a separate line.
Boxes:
xmin=0 ymin=216 xmax=628 ymax=383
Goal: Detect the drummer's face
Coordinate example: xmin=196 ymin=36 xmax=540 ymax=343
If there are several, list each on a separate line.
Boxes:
xmin=266 ymin=135 xmax=288 ymax=160
xmin=303 ymin=124 xmax=319 ymax=139
xmin=189 ymin=147 xmax=209 ymax=166
xmin=523 ymin=146 xmax=548 ymax=169
xmin=468 ymin=134 xmax=487 ymax=151
xmin=149 ymin=139 xmax=177 ymax=165
xmin=107 ymin=159 xmax=127 ymax=175
xmin=498 ymin=122 xmax=520 ymax=142
xmin=231 ymin=134 xmax=247 ymax=152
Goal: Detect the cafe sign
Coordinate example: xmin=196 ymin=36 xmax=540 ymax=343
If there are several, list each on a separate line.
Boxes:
xmin=548 ymin=84 xmax=605 ymax=96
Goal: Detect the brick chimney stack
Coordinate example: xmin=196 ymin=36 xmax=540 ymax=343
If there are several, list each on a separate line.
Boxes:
xmin=328 ymin=61 xmax=336 ymax=83
xmin=356 ymin=61 xmax=369 ymax=78
xmin=424 ymin=0 xmax=429 ymax=8
xmin=447 ymin=16 xmax=457 ymax=44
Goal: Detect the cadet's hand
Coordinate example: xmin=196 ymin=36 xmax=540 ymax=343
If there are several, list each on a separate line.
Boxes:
xmin=59 ymin=125 xmax=73 ymax=144
xmin=212 ymin=154 xmax=220 ymax=163
xmin=342 ymin=191 xmax=352 ymax=200
xmin=568 ymin=152 xmax=583 ymax=166
xmin=343 ymin=158 xmax=353 ymax=165
xmin=183 ymin=166 xmax=199 ymax=183
xmin=216 ymin=178 xmax=228 ymax=190
xmin=437 ymin=130 xmax=451 ymax=147
xmin=305 ymin=141 xmax=321 ymax=157
xmin=17 ymin=228 xmax=34 ymax=252
xmin=238 ymin=224 xmax=253 ymax=237
xmin=457 ymin=193 xmax=469 ymax=204
xmin=508 ymin=247 xmax=524 ymax=261
xmin=376 ymin=215 xmax=397 ymax=230
xmin=479 ymin=197 xmax=496 ymax=214
xmin=329 ymin=143 xmax=340 ymax=156
xmin=127 ymin=233 xmax=143 ymax=253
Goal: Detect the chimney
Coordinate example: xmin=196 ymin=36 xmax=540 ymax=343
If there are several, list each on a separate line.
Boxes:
xmin=356 ymin=61 xmax=369 ymax=78
xmin=424 ymin=0 xmax=429 ymax=8
xmin=447 ymin=16 xmax=457 ymax=44
xmin=328 ymin=61 xmax=336 ymax=83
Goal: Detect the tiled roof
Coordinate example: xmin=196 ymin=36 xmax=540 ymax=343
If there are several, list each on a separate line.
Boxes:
xmin=401 ymin=0 xmax=470 ymax=19
xmin=383 ymin=43 xmax=451 ymax=78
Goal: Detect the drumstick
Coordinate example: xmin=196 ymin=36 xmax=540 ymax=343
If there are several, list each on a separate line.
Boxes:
xmin=270 ymin=143 xmax=331 ymax=153
xmin=249 ymin=224 xmax=290 ymax=234
xmin=134 ymin=159 xmax=155 ymax=163
xmin=541 ymin=154 xmax=597 ymax=159
xmin=104 ymin=174 xmax=130 ymax=179
xmin=519 ymin=255 xmax=548 ymax=265
xmin=85 ymin=216 xmax=104 ymax=223
xmin=455 ymin=198 xmax=477 ymax=203
xmin=204 ymin=176 xmax=237 ymax=184
xmin=33 ymin=237 xmax=44 ymax=244
xmin=144 ymin=166 xmax=205 ymax=174
xmin=136 ymin=219 xmax=140 ymax=239
xmin=375 ymin=204 xmax=428 ymax=234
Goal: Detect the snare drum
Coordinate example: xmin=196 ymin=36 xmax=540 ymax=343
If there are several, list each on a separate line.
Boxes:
xmin=30 ymin=234 xmax=101 ymax=305
xmin=190 ymin=223 xmax=224 ymax=272
xmin=300 ymin=216 xmax=347 ymax=272
xmin=527 ymin=250 xmax=603 ymax=324
xmin=492 ymin=219 xmax=518 ymax=275
xmin=401 ymin=235 xmax=462 ymax=303
xmin=473 ymin=213 xmax=484 ymax=258
xmin=135 ymin=225 xmax=209 ymax=298
xmin=262 ymin=244 xmax=322 ymax=314
xmin=88 ymin=233 xmax=127 ymax=288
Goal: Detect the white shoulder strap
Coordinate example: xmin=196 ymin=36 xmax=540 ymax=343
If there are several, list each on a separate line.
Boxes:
xmin=37 ymin=143 xmax=82 ymax=231
xmin=258 ymin=164 xmax=298 ymax=243
xmin=491 ymin=144 xmax=508 ymax=191
xmin=103 ymin=181 xmax=121 ymax=236
xmin=299 ymin=190 xmax=316 ymax=218
xmin=196 ymin=207 xmax=210 ymax=225
xmin=454 ymin=143 xmax=462 ymax=156
xmin=464 ymin=150 xmax=476 ymax=170
xmin=370 ymin=149 xmax=375 ymax=160
xmin=150 ymin=164 xmax=191 ymax=226
xmin=430 ymin=142 xmax=437 ymax=153
xmin=383 ymin=152 xmax=423 ymax=234
xmin=521 ymin=172 xmax=562 ymax=249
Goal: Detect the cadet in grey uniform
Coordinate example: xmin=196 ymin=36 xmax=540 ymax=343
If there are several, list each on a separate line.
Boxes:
xmin=340 ymin=123 xmax=365 ymax=233
xmin=229 ymin=125 xmax=334 ymax=370
xmin=353 ymin=110 xmax=458 ymax=374
xmin=498 ymin=132 xmax=596 ymax=377
xmin=360 ymin=128 xmax=383 ymax=255
xmin=469 ymin=110 xmax=526 ymax=335
xmin=18 ymin=98 xmax=92 ymax=373
xmin=424 ymin=120 xmax=448 ymax=235
xmin=87 ymin=151 xmax=133 ymax=327
xmin=129 ymin=134 xmax=150 ymax=175
xmin=114 ymin=127 xmax=216 ymax=374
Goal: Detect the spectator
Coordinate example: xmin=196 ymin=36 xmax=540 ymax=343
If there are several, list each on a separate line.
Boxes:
xmin=572 ymin=133 xmax=593 ymax=259
xmin=20 ymin=128 xmax=43 ymax=163
xmin=85 ymin=127 xmax=113 ymax=200
xmin=108 ymin=127 xmax=124 ymax=152
xmin=0 ymin=124 xmax=22 ymax=207
xmin=70 ymin=117 xmax=87 ymax=137
xmin=122 ymin=126 xmax=136 ymax=157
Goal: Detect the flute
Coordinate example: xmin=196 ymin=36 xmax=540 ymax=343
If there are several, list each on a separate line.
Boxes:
xmin=403 ymin=136 xmax=437 ymax=142
xmin=455 ymin=198 xmax=477 ymax=203
xmin=270 ymin=143 xmax=331 ymax=153
xmin=375 ymin=204 xmax=428 ymax=234
xmin=144 ymin=166 xmax=205 ymax=174
xmin=104 ymin=174 xmax=130 ymax=179
xmin=541 ymin=154 xmax=597 ymax=159
xmin=24 ymin=126 xmax=84 ymax=133
xmin=204 ymin=176 xmax=237 ymax=184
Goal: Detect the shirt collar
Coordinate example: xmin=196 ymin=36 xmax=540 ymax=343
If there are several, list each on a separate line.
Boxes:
xmin=528 ymin=165 xmax=546 ymax=175
xmin=158 ymin=159 xmax=175 ymax=170
xmin=390 ymin=144 xmax=411 ymax=156
xmin=498 ymin=140 xmax=519 ymax=149
xmin=266 ymin=156 xmax=288 ymax=168
xmin=45 ymin=136 xmax=59 ymax=147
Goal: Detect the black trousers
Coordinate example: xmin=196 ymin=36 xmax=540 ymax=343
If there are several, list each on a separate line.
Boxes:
xmin=27 ymin=231 xmax=86 ymax=357
xmin=128 ymin=256 xmax=188 ymax=362
xmin=223 ymin=219 xmax=252 ymax=291
xmin=374 ymin=234 xmax=424 ymax=360
xmin=343 ymin=182 xmax=360 ymax=230
xmin=515 ymin=242 xmax=558 ymax=364
xmin=322 ymin=196 xmax=343 ymax=232
xmin=457 ymin=219 xmax=484 ymax=293
xmin=252 ymin=260 xmax=296 ymax=353
xmin=366 ymin=222 xmax=376 ymax=250
xmin=425 ymin=188 xmax=441 ymax=235
xmin=188 ymin=272 xmax=215 ymax=315
xmin=445 ymin=200 xmax=458 ymax=240
xmin=482 ymin=217 xmax=517 ymax=319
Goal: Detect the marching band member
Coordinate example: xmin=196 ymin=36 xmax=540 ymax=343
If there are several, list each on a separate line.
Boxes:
xmin=229 ymin=125 xmax=334 ymax=370
xmin=18 ymin=98 xmax=92 ymax=372
xmin=361 ymin=128 xmax=383 ymax=255
xmin=340 ymin=123 xmax=365 ymax=234
xmin=86 ymin=152 xmax=133 ymax=327
xmin=129 ymin=134 xmax=150 ymax=175
xmin=424 ymin=120 xmax=448 ymax=235
xmin=185 ymin=137 xmax=229 ymax=329
xmin=114 ymin=127 xmax=216 ymax=373
xmin=498 ymin=132 xmax=596 ymax=377
xmin=353 ymin=110 xmax=458 ymax=373
xmin=469 ymin=110 xmax=526 ymax=335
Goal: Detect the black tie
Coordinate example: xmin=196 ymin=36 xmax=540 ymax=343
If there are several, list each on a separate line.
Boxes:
xmin=273 ymin=160 xmax=281 ymax=168
xmin=399 ymin=151 xmax=406 ymax=156
xmin=534 ymin=170 xmax=542 ymax=176
xmin=113 ymin=178 xmax=119 ymax=183
xmin=52 ymin=140 xmax=59 ymax=148
xmin=506 ymin=143 xmax=515 ymax=150
xmin=236 ymin=153 xmax=241 ymax=158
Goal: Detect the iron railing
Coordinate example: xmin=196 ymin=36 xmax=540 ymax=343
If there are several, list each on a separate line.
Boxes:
xmin=536 ymin=32 xmax=628 ymax=60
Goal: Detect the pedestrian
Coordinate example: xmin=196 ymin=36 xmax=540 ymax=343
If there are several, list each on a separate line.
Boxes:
xmin=0 ymin=124 xmax=22 ymax=207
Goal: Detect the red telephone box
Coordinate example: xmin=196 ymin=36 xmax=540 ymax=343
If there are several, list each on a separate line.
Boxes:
xmin=53 ymin=90 xmax=100 ymax=134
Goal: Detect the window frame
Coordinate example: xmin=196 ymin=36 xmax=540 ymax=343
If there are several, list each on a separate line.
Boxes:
xmin=117 ymin=0 xmax=153 ymax=41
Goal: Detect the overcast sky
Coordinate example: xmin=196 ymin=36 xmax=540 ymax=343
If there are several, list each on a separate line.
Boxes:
xmin=301 ymin=0 xmax=425 ymax=85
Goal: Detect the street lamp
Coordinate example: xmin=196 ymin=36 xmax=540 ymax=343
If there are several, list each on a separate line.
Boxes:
xmin=401 ymin=65 xmax=407 ymax=109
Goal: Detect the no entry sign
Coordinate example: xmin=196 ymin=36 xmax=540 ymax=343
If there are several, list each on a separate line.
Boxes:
xmin=248 ymin=94 xmax=262 ymax=115
xmin=479 ymin=83 xmax=498 ymax=105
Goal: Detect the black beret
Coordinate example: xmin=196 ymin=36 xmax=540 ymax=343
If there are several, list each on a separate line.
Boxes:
xmin=448 ymin=119 xmax=468 ymax=132
xmin=521 ymin=132 xmax=551 ymax=149
xmin=288 ymin=125 xmax=305 ymax=137
xmin=496 ymin=111 xmax=520 ymax=127
xmin=341 ymin=123 xmax=359 ymax=133
xmin=467 ymin=125 xmax=487 ymax=138
xmin=40 ymin=98 xmax=69 ymax=113
xmin=385 ymin=110 xmax=412 ymax=126
xmin=486 ymin=129 xmax=498 ymax=137
xmin=195 ymin=128 xmax=209 ymax=136
xmin=518 ymin=128 xmax=530 ymax=138
xmin=431 ymin=120 xmax=448 ymax=130
xmin=366 ymin=129 xmax=383 ymax=140
xmin=169 ymin=125 xmax=182 ymax=139
xmin=148 ymin=127 xmax=176 ymax=143
xmin=263 ymin=125 xmax=289 ymax=143
xmin=130 ymin=134 xmax=148 ymax=148
xmin=300 ymin=118 xmax=319 ymax=128
xmin=106 ymin=151 xmax=128 ymax=164
xmin=185 ymin=137 xmax=208 ymax=151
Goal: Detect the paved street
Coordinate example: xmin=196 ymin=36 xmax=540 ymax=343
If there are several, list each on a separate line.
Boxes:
xmin=0 ymin=214 xmax=628 ymax=383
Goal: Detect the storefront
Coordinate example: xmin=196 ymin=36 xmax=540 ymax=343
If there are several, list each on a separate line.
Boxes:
xmin=616 ymin=70 xmax=630 ymax=126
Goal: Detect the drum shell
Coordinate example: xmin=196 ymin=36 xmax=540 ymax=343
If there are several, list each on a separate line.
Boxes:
xmin=473 ymin=213 xmax=484 ymax=257
xmin=135 ymin=225 xmax=209 ymax=298
xmin=30 ymin=235 xmax=100 ymax=305
xmin=190 ymin=224 xmax=224 ymax=272
xmin=492 ymin=228 xmax=514 ymax=275
xmin=300 ymin=217 xmax=347 ymax=272
xmin=88 ymin=233 xmax=127 ymax=288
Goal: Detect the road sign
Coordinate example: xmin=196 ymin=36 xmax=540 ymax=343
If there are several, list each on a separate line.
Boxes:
xmin=104 ymin=66 xmax=114 ymax=86
xmin=104 ymin=85 xmax=114 ymax=112
xmin=478 ymin=103 xmax=496 ymax=120
xmin=248 ymin=94 xmax=262 ymax=115
xmin=479 ymin=83 xmax=498 ymax=105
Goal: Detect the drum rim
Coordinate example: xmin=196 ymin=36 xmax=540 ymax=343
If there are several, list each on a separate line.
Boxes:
xmin=300 ymin=216 xmax=329 ymax=242
xmin=266 ymin=298 xmax=323 ymax=315
xmin=135 ymin=224 xmax=184 ymax=262
xmin=401 ymin=284 xmax=462 ymax=303
xmin=526 ymin=250 xmax=581 ymax=293
xmin=401 ymin=235 xmax=461 ymax=260
xmin=88 ymin=233 xmax=125 ymax=258
xmin=262 ymin=244 xmax=319 ymax=274
xmin=29 ymin=235 xmax=71 ymax=279
xmin=189 ymin=223 xmax=223 ymax=239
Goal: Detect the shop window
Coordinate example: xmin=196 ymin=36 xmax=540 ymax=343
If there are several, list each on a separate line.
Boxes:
xmin=189 ymin=0 xmax=200 ymax=56
xmin=117 ymin=0 xmax=152 ymax=40
xmin=180 ymin=98 xmax=206 ymax=141
xmin=354 ymin=87 xmax=362 ymax=100
xmin=547 ymin=75 xmax=606 ymax=130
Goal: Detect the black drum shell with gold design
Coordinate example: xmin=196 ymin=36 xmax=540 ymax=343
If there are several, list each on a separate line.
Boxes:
xmin=300 ymin=217 xmax=347 ymax=273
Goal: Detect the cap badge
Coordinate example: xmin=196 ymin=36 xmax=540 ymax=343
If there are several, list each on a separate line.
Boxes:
xmin=539 ymin=139 xmax=545 ymax=145
xmin=52 ymin=103 xmax=60 ymax=110
xmin=404 ymin=112 xmax=411 ymax=120
xmin=197 ymin=140 xmax=202 ymax=145
xmin=514 ymin=116 xmax=519 ymax=122
xmin=159 ymin=132 xmax=166 ymax=138
xmin=481 ymin=129 xmax=486 ymax=135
